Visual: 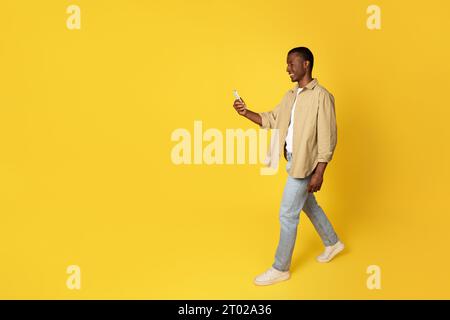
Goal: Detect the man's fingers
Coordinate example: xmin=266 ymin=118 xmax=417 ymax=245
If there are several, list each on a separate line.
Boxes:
xmin=234 ymin=99 xmax=246 ymax=106
xmin=308 ymin=183 xmax=319 ymax=193
xmin=232 ymin=97 xmax=246 ymax=115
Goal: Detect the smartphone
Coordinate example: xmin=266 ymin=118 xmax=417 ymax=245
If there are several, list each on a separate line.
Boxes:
xmin=233 ymin=89 xmax=242 ymax=101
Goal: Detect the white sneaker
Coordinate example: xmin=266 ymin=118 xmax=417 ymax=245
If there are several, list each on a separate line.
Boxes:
xmin=253 ymin=267 xmax=290 ymax=286
xmin=316 ymin=241 xmax=345 ymax=263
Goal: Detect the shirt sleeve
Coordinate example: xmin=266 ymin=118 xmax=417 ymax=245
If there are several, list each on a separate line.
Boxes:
xmin=258 ymin=102 xmax=282 ymax=129
xmin=317 ymin=90 xmax=337 ymax=163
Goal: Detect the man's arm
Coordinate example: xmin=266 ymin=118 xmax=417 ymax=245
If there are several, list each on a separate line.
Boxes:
xmin=308 ymin=90 xmax=337 ymax=193
xmin=233 ymin=98 xmax=281 ymax=129
xmin=314 ymin=162 xmax=328 ymax=176
xmin=317 ymin=91 xmax=337 ymax=163
xmin=243 ymin=109 xmax=263 ymax=126
xmin=233 ymin=98 xmax=262 ymax=126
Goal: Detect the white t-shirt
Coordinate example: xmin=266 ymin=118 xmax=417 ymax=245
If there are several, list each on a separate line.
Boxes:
xmin=285 ymin=87 xmax=303 ymax=154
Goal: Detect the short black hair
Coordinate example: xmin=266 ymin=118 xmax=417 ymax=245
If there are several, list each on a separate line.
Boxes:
xmin=288 ymin=47 xmax=314 ymax=72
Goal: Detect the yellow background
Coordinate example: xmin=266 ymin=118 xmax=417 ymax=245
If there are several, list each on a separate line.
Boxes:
xmin=1 ymin=0 xmax=450 ymax=299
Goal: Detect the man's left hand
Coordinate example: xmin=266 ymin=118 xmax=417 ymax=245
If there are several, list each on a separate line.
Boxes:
xmin=307 ymin=173 xmax=323 ymax=193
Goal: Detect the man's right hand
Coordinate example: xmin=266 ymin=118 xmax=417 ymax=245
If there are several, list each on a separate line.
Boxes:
xmin=232 ymin=97 xmax=263 ymax=126
xmin=233 ymin=98 xmax=247 ymax=116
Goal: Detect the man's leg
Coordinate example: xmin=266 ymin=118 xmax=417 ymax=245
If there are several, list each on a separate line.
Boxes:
xmin=272 ymin=174 xmax=312 ymax=272
xmin=303 ymin=192 xmax=344 ymax=263
xmin=302 ymin=192 xmax=339 ymax=247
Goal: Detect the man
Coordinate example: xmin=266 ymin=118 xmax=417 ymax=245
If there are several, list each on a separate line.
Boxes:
xmin=232 ymin=47 xmax=344 ymax=286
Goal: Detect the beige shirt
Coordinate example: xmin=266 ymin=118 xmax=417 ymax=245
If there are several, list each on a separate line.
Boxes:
xmin=259 ymin=78 xmax=337 ymax=178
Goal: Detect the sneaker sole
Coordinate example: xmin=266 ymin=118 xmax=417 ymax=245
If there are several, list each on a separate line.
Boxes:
xmin=316 ymin=243 xmax=345 ymax=263
xmin=253 ymin=273 xmax=290 ymax=286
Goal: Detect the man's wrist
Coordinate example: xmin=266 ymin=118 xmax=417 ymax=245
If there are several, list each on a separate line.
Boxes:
xmin=314 ymin=162 xmax=327 ymax=176
xmin=313 ymin=170 xmax=324 ymax=177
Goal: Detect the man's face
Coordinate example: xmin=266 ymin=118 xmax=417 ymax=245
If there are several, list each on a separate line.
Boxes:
xmin=286 ymin=53 xmax=308 ymax=82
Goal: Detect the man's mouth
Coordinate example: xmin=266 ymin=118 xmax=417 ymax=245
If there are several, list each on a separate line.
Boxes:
xmin=289 ymin=73 xmax=295 ymax=77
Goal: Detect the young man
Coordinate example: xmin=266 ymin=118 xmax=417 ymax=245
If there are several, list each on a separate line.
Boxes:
xmin=233 ymin=47 xmax=344 ymax=286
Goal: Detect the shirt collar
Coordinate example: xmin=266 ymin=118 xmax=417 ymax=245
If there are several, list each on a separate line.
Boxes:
xmin=290 ymin=78 xmax=318 ymax=93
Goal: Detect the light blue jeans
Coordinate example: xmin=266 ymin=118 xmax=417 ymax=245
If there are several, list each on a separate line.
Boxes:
xmin=272 ymin=152 xmax=339 ymax=272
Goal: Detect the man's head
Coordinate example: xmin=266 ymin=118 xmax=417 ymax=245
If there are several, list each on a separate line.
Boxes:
xmin=286 ymin=47 xmax=314 ymax=82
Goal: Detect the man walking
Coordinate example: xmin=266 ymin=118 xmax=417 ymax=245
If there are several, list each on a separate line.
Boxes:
xmin=232 ymin=47 xmax=344 ymax=286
